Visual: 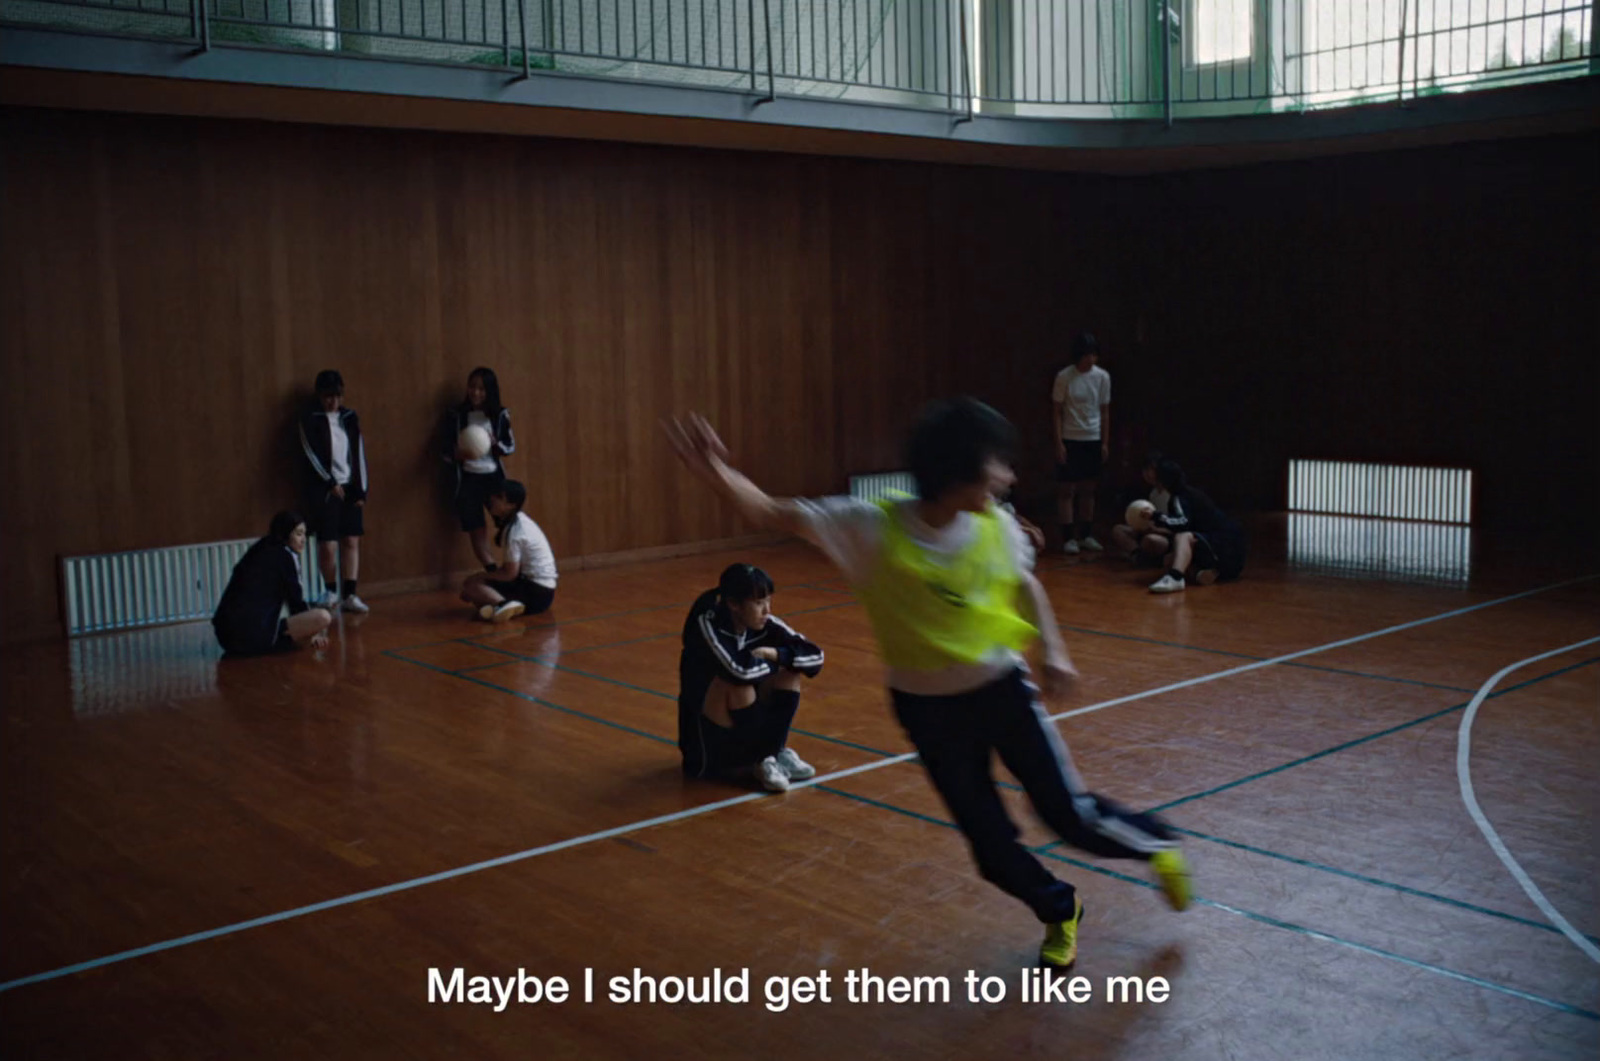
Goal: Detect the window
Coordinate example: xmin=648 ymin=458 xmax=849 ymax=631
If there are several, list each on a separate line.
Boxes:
xmin=1188 ymin=0 xmax=1254 ymax=65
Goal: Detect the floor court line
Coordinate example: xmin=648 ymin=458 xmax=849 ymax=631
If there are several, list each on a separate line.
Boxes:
xmin=3 ymin=575 xmax=1591 ymax=994
xmin=1456 ymin=636 xmax=1600 ymax=964
xmin=441 ymin=619 xmax=1600 ymax=946
xmin=450 ymin=599 xmax=1480 ymax=696
xmin=1142 ymin=655 xmax=1600 ymax=816
xmin=1043 ymin=574 xmax=1597 ymax=730
xmin=1059 ymin=624 xmax=1476 ymax=693
xmin=815 ymin=784 xmax=1600 ymax=1022
xmin=443 ymin=639 xmax=902 ymax=760
xmin=1163 ymin=826 xmax=1600 ymax=946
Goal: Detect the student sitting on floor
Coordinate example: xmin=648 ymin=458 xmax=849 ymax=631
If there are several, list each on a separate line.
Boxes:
xmin=1113 ymin=450 xmax=1175 ymax=565
xmin=1148 ymin=458 xmax=1247 ymax=594
xmin=212 ymin=510 xmax=333 ymax=656
xmin=677 ymin=563 xmax=825 ymax=792
xmin=459 ymin=480 xmax=558 ymax=622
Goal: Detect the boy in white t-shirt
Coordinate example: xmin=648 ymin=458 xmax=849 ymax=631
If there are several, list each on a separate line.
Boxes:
xmin=459 ymin=480 xmax=557 ymax=622
xmin=666 ymin=398 xmax=1188 ymax=970
xmin=1050 ymin=332 xmax=1111 ymax=555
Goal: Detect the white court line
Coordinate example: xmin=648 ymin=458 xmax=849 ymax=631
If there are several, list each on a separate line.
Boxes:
xmin=0 ymin=573 xmax=1593 ymax=994
xmin=1456 ymin=636 xmax=1600 ymax=965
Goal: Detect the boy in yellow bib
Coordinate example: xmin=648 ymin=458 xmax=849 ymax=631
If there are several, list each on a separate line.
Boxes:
xmin=667 ymin=398 xmax=1188 ymax=968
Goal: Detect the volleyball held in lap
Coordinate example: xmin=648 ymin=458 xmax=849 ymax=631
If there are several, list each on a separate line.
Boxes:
xmin=1125 ymin=499 xmax=1157 ymax=533
xmin=460 ymin=424 xmax=493 ymax=460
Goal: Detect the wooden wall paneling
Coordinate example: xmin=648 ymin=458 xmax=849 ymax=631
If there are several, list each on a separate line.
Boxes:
xmin=511 ymin=138 xmax=576 ymax=565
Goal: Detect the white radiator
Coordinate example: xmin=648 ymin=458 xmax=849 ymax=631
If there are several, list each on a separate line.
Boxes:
xmin=61 ymin=536 xmax=321 ymax=637
xmin=1288 ymin=460 xmax=1472 ymax=524
xmin=849 ymin=471 xmax=918 ymax=502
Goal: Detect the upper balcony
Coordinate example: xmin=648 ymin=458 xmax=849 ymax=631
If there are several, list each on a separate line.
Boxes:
xmin=4 ymin=0 xmax=1595 ymax=169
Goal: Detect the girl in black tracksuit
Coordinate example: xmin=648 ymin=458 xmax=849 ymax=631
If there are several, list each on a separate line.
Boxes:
xmin=441 ymin=366 xmax=516 ymax=570
xmin=1151 ymin=459 xmax=1247 ymax=590
xmin=212 ymin=511 xmax=334 ymax=656
xmin=678 ymin=564 xmax=824 ymax=790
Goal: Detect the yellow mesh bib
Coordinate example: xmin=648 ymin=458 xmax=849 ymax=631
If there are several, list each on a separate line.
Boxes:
xmin=858 ymin=500 xmax=1037 ymax=671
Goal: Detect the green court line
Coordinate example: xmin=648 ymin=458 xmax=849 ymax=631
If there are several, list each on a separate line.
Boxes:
xmin=379 ymin=649 xmax=678 ymax=748
xmin=816 ymin=785 xmax=1600 ymax=1023
xmin=1058 ymin=623 xmax=1477 ymax=693
xmin=441 ymin=591 xmax=1479 ymax=697
xmin=417 ymin=633 xmax=1600 ymax=952
xmin=1161 ymin=826 xmax=1600 ymax=947
xmin=1140 ymin=655 xmax=1600 ymax=816
xmin=443 ymin=637 xmax=901 ymax=761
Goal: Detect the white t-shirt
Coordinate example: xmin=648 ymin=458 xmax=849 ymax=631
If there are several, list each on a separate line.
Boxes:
xmin=1148 ymin=486 xmax=1172 ymax=516
xmin=324 ymin=412 xmax=350 ymax=485
xmin=503 ymin=512 xmax=558 ymax=589
xmin=1051 ymin=365 xmax=1112 ymax=441
xmin=463 ymin=410 xmax=497 ymax=475
xmin=794 ymin=497 xmax=1035 ymax=696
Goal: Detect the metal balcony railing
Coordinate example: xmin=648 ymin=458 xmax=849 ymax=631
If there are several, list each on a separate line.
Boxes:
xmin=3 ymin=0 xmax=1593 ymax=120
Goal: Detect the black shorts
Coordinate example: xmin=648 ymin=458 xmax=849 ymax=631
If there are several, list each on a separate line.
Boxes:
xmin=306 ymin=488 xmax=364 ymax=541
xmin=1189 ymin=531 xmax=1246 ymax=581
xmin=486 ymin=577 xmax=555 ymax=615
xmin=215 ymin=615 xmax=294 ymax=657
xmin=680 ymin=690 xmax=799 ymax=778
xmin=456 ymin=469 xmax=505 ymax=531
xmin=1057 ymin=439 xmax=1103 ymax=483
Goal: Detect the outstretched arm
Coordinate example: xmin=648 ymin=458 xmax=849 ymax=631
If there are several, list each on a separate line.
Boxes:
xmin=663 ymin=414 xmax=809 ymax=536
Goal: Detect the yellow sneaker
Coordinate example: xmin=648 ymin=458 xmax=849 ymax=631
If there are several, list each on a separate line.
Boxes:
xmin=1038 ymin=896 xmax=1085 ymax=968
xmin=1150 ymin=848 xmax=1191 ymax=911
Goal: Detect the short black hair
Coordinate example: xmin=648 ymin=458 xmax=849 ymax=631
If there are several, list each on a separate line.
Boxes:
xmin=493 ymin=478 xmax=528 ymax=509
xmin=491 ymin=479 xmax=528 ymax=547
xmin=1071 ymin=332 xmax=1099 ymax=363
xmin=1154 ymin=458 xmax=1187 ymax=493
xmin=268 ymin=510 xmax=304 ymax=543
xmin=905 ymin=397 xmax=1017 ymax=503
xmin=314 ymin=369 xmax=344 ymax=396
xmin=718 ymin=563 xmax=775 ymax=603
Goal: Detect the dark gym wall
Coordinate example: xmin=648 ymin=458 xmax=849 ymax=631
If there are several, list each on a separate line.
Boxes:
xmin=1110 ymin=131 xmax=1597 ymax=526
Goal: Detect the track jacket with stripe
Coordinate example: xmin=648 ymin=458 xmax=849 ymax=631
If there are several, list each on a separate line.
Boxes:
xmin=298 ymin=407 xmax=369 ymax=502
xmin=676 ymin=588 xmax=824 ymax=757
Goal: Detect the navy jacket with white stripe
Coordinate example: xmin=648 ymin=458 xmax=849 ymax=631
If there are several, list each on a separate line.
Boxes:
xmin=298 ymin=407 xmax=369 ymax=501
xmin=676 ymin=588 xmax=824 ymax=760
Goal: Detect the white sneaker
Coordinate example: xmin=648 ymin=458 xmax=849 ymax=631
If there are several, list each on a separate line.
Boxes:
xmin=314 ymin=590 xmax=340 ymax=609
xmin=1081 ymin=536 xmax=1105 ymax=552
xmin=773 ymin=747 xmax=816 ymax=781
xmin=477 ymin=604 xmax=497 ymax=621
xmin=1149 ymin=574 xmax=1186 ymax=594
xmin=1063 ymin=540 xmax=1081 ymax=555
xmin=491 ymin=601 xmax=526 ymax=623
xmin=756 ymin=756 xmax=791 ymax=792
xmin=1194 ymin=568 xmax=1219 ymax=586
xmin=341 ymin=594 xmax=369 ymax=614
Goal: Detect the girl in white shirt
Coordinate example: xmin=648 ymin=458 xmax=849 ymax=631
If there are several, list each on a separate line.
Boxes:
xmin=458 ymin=480 xmax=557 ymax=622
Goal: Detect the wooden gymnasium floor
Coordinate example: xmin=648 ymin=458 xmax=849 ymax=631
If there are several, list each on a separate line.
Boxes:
xmin=2 ymin=518 xmax=1597 ymax=1061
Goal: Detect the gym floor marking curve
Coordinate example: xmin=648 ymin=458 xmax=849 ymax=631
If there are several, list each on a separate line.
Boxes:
xmin=1456 ymin=635 xmax=1600 ymax=964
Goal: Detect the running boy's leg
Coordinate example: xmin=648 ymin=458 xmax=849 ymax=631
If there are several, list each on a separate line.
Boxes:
xmin=893 ymin=686 xmax=1078 ymax=924
xmin=985 ymin=670 xmax=1189 ymax=909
